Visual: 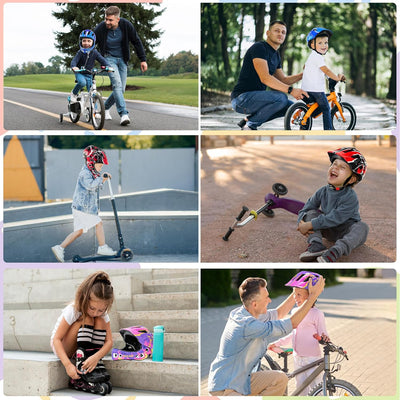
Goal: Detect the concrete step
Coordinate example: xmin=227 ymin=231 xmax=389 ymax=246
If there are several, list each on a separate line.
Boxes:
xmin=4 ymin=210 xmax=198 ymax=262
xmin=118 ymin=310 xmax=198 ymax=333
xmin=143 ymin=276 xmax=198 ymax=293
xmin=4 ymin=351 xmax=198 ymax=396
xmin=132 ymin=291 xmax=198 ymax=311
xmin=4 ymin=188 xmax=198 ymax=223
xmin=112 ymin=332 xmax=198 ymax=360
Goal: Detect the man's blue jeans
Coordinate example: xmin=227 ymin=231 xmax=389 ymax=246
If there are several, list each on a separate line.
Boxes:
xmin=231 ymin=90 xmax=292 ymax=129
xmin=73 ymin=73 xmax=92 ymax=95
xmin=105 ymin=56 xmax=128 ymax=116
xmin=307 ymin=91 xmax=332 ymax=130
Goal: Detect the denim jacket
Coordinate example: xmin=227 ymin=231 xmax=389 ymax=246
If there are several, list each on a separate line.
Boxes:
xmin=208 ymin=306 xmax=293 ymax=395
xmin=72 ymin=165 xmax=103 ymax=215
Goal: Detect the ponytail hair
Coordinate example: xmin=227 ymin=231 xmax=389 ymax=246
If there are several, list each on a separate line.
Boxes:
xmin=75 ymin=271 xmax=114 ymax=325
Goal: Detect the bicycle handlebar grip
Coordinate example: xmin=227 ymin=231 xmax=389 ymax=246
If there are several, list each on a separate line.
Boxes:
xmin=222 ymin=227 xmax=234 ymax=241
xmin=236 ymin=206 xmax=249 ymax=221
xmin=103 ymin=172 xmax=110 ymax=178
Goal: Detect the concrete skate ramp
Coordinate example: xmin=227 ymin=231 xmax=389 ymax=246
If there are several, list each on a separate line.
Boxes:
xmin=4 ymin=190 xmax=198 ymax=262
xmin=4 ymin=188 xmax=198 ymax=223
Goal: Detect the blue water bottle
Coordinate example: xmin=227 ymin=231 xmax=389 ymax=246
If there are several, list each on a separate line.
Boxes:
xmin=152 ymin=325 xmax=165 ymax=362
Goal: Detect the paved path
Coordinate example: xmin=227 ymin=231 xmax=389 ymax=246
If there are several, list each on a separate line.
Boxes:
xmin=201 ymin=275 xmax=397 ymax=396
xmin=201 ymin=139 xmax=396 ymax=263
xmin=201 ymin=94 xmax=396 ymax=131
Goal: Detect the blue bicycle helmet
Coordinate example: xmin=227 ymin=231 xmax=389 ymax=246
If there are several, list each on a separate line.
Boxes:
xmin=79 ymin=29 xmax=96 ymax=53
xmin=306 ymin=27 xmax=332 ymax=49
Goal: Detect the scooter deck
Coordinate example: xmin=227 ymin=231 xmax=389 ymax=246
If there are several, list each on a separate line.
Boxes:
xmin=72 ymin=254 xmax=121 ymax=263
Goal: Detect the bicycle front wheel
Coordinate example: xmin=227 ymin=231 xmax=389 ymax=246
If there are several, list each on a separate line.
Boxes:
xmin=91 ymin=93 xmax=105 ymax=130
xmin=284 ymin=103 xmax=312 ymax=130
xmin=309 ymin=378 xmax=362 ymax=396
xmin=331 ymin=102 xmax=356 ymax=130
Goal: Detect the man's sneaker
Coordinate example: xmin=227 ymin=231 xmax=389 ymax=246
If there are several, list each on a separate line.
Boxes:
xmin=120 ymin=114 xmax=130 ymax=126
xmin=51 ymin=245 xmax=65 ymax=262
xmin=97 ymin=244 xmax=117 ymax=256
xmin=317 ymin=248 xmax=339 ymax=263
xmin=299 ymin=242 xmax=327 ymax=262
xmin=105 ymin=109 xmax=112 ymax=120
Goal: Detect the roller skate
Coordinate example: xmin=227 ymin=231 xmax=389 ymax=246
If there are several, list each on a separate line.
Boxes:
xmin=69 ymin=348 xmax=112 ymax=396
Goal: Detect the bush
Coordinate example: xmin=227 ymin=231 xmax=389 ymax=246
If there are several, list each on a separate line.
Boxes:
xmin=201 ymin=270 xmax=231 ymax=305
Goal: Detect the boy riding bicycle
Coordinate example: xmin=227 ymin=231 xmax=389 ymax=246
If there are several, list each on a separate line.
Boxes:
xmin=70 ymin=29 xmax=110 ymax=103
xmin=302 ymin=27 xmax=345 ymax=130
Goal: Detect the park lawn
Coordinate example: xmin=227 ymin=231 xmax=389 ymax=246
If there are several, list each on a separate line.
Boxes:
xmin=4 ymin=74 xmax=198 ymax=107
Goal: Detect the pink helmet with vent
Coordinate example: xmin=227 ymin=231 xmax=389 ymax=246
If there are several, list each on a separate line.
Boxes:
xmin=285 ymin=271 xmax=321 ymax=290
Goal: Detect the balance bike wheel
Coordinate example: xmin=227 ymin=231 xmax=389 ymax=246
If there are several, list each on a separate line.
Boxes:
xmin=121 ymin=248 xmax=133 ymax=261
xmin=262 ymin=209 xmax=275 ymax=218
xmin=272 ymin=183 xmax=288 ymax=196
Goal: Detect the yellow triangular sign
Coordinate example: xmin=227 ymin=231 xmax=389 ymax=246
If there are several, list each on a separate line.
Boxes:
xmin=4 ymin=135 xmax=43 ymax=201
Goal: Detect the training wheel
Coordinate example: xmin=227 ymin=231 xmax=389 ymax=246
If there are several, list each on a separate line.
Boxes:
xmin=272 ymin=182 xmax=288 ymax=196
xmin=121 ymin=248 xmax=133 ymax=261
xmin=262 ymin=209 xmax=275 ymax=218
xmin=59 ymin=113 xmax=63 ymax=123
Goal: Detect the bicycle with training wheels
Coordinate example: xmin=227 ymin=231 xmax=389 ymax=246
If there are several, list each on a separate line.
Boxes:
xmin=59 ymin=66 xmax=114 ymax=130
xmin=284 ymin=78 xmax=357 ymax=131
xmin=259 ymin=334 xmax=362 ymax=396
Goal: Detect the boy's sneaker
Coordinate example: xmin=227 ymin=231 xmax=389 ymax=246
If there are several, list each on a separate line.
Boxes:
xmin=105 ymin=109 xmax=112 ymax=120
xmin=317 ymin=248 xmax=339 ymax=263
xmin=299 ymin=242 xmax=327 ymax=262
xmin=97 ymin=244 xmax=117 ymax=256
xmin=120 ymin=114 xmax=130 ymax=126
xmin=51 ymin=245 xmax=65 ymax=263
xmin=70 ymin=92 xmax=78 ymax=103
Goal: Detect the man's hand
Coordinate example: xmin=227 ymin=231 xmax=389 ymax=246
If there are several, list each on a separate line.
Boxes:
xmin=140 ymin=61 xmax=148 ymax=73
xmin=291 ymin=88 xmax=309 ymax=100
xmin=308 ymin=276 xmax=325 ymax=299
xmin=297 ymin=220 xmax=313 ymax=236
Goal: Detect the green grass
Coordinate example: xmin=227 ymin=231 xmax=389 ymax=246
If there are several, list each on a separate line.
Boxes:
xmin=4 ymin=74 xmax=198 ymax=107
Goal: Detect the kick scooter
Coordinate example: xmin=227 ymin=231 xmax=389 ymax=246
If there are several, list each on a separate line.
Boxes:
xmin=72 ymin=173 xmax=133 ymax=262
xmin=222 ymin=183 xmax=305 ymax=241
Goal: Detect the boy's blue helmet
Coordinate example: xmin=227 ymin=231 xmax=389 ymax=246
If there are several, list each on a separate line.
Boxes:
xmin=79 ymin=29 xmax=96 ymax=53
xmin=306 ymin=27 xmax=332 ymax=49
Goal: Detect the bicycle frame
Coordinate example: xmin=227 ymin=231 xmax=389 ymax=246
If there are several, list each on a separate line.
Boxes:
xmin=299 ymin=90 xmax=346 ymax=127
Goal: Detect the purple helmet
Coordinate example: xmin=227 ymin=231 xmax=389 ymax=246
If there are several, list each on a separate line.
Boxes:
xmin=112 ymin=326 xmax=153 ymax=361
xmin=285 ymin=271 xmax=321 ymax=290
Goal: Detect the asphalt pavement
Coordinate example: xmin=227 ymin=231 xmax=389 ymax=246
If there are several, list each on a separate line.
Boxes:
xmin=201 ymin=274 xmax=397 ymax=396
xmin=4 ymin=87 xmax=198 ymax=131
xmin=201 ymin=93 xmax=396 ymax=131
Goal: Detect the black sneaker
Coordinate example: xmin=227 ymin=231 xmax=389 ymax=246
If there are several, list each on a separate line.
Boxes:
xmin=299 ymin=242 xmax=327 ymax=262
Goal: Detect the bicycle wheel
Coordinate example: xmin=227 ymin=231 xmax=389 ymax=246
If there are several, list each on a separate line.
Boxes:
xmin=68 ymin=103 xmax=80 ymax=123
xmin=91 ymin=93 xmax=105 ymax=130
xmin=331 ymin=102 xmax=356 ymax=130
xmin=284 ymin=103 xmax=312 ymax=130
xmin=309 ymin=378 xmax=362 ymax=396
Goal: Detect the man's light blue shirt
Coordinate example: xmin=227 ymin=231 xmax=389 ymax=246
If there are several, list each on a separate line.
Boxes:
xmin=208 ymin=306 xmax=293 ymax=395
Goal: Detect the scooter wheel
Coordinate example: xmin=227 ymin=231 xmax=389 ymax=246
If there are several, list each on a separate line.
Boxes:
xmin=72 ymin=255 xmax=80 ymax=263
xmin=121 ymin=248 xmax=133 ymax=261
xmin=262 ymin=209 xmax=275 ymax=218
xmin=272 ymin=183 xmax=288 ymax=196
xmin=59 ymin=113 xmax=63 ymax=123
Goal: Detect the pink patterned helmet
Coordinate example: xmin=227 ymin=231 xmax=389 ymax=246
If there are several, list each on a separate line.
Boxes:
xmin=285 ymin=271 xmax=321 ymax=290
xmin=112 ymin=326 xmax=153 ymax=361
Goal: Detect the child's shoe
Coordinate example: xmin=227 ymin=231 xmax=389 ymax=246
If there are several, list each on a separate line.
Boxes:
xmin=317 ymin=248 xmax=339 ymax=263
xmin=70 ymin=91 xmax=78 ymax=103
xmin=97 ymin=244 xmax=117 ymax=256
xmin=51 ymin=245 xmax=65 ymax=262
xmin=299 ymin=241 xmax=327 ymax=262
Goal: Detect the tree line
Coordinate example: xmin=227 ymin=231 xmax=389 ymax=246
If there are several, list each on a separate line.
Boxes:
xmin=201 ymin=3 xmax=396 ymax=99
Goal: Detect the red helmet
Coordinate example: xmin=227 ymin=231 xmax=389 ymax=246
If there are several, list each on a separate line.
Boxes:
xmin=83 ymin=145 xmax=108 ymax=177
xmin=328 ymin=147 xmax=367 ymax=182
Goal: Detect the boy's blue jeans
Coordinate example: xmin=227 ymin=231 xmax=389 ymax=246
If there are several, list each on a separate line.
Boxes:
xmin=307 ymin=91 xmax=332 ymax=130
xmin=73 ymin=73 xmax=92 ymax=95
xmin=104 ymin=56 xmax=128 ymax=116
xmin=231 ymin=90 xmax=292 ymax=129
xmin=303 ymin=210 xmax=369 ymax=258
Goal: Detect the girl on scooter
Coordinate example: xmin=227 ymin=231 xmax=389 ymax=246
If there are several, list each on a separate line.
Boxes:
xmin=51 ymin=145 xmax=116 ymax=262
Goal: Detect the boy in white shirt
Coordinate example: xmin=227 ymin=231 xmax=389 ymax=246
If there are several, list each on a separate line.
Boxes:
xmin=301 ymin=27 xmax=345 ymax=130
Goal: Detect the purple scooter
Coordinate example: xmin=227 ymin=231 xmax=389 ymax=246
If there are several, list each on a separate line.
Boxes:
xmin=222 ymin=183 xmax=305 ymax=241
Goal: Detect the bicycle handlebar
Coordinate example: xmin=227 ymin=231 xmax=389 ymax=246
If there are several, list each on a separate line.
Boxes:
xmin=313 ymin=334 xmax=348 ymax=359
xmin=73 ymin=66 xmax=115 ymax=74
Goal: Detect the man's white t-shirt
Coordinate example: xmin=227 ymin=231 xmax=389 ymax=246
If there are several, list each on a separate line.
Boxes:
xmin=301 ymin=51 xmax=327 ymax=92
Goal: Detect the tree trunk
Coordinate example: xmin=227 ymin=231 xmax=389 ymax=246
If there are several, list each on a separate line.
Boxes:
xmin=365 ymin=6 xmax=377 ymax=97
xmin=254 ymin=3 xmax=266 ymax=42
xmin=217 ymin=3 xmax=231 ymax=78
